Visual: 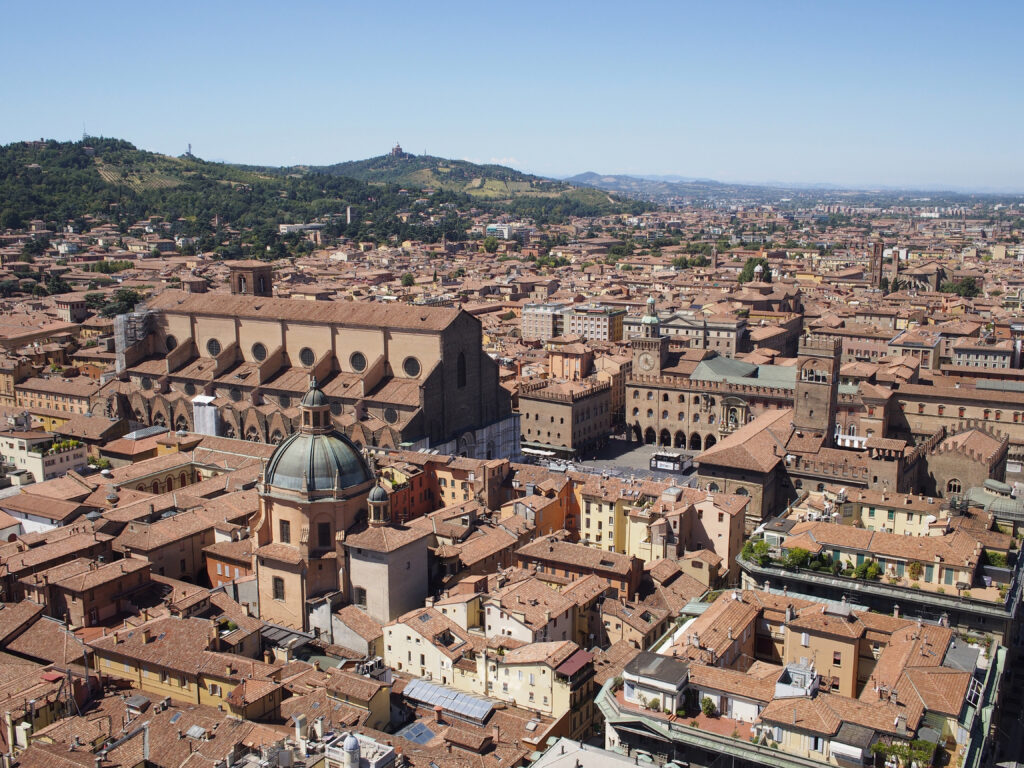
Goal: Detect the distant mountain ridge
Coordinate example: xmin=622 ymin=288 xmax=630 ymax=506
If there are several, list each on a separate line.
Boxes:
xmin=563 ymin=171 xmax=791 ymax=203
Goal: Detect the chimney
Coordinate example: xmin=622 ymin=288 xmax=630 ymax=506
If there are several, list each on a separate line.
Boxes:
xmin=893 ymin=605 xmax=900 ymax=619
xmin=434 ymin=705 xmax=444 ymax=724
xmin=141 ymin=629 xmax=150 ymax=644
xmin=263 ymin=650 xmax=273 ymax=664
xmin=491 ymin=725 xmax=500 ymax=745
xmin=225 ymin=664 xmax=233 ymax=676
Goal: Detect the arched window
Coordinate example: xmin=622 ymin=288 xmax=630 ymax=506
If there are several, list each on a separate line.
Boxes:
xmin=947 ymin=479 xmax=962 ymax=494
xmin=847 ymin=425 xmax=856 ymax=436
xmin=708 ymin=483 xmax=719 ymax=493
xmin=646 ymin=409 xmax=653 ymax=418
xmin=662 ymin=410 xmax=668 ymax=419
xmin=180 ymin=472 xmax=188 ymax=487
xmin=632 ymin=408 xmax=639 ymax=417
xmin=632 ymin=390 xmax=639 ymax=399
xmin=647 ymin=391 xmax=654 ymax=401
xmin=457 ymin=352 xmax=466 ymax=388
xmin=736 ymin=487 xmax=749 ymax=497
xmin=272 ymin=577 xmax=285 ymax=601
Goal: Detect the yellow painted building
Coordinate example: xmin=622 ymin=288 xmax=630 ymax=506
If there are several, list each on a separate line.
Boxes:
xmin=490 ymin=641 xmax=595 ymax=742
xmin=88 ymin=617 xmax=283 ymax=720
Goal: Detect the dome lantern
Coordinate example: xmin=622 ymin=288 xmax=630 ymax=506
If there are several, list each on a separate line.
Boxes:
xmin=300 ymin=376 xmax=331 ymax=434
xmin=262 ymin=377 xmax=373 ymax=497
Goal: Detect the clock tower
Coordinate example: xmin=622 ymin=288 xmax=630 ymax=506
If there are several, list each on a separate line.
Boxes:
xmin=632 ymin=296 xmax=668 ymax=376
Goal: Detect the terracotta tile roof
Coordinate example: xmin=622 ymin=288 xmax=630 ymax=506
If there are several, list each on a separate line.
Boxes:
xmin=325 ymin=667 xmax=386 ymax=703
xmin=0 ymin=494 xmax=86 ymax=523
xmin=689 ymin=661 xmax=782 ymax=703
xmin=593 ymin=641 xmax=641 ymax=686
xmin=695 ymin=409 xmax=791 ymax=473
xmin=602 ymin=599 xmax=669 ymax=633
xmin=788 ymin=604 xmax=865 ymax=640
xmin=343 ymin=521 xmax=429 ymax=553
xmin=503 ymin=640 xmax=579 ymax=668
xmin=334 ymin=605 xmax=383 ymax=643
xmin=516 ymin=535 xmax=635 ymax=576
xmin=0 ymin=529 xmax=112 ymax=578
xmin=252 ymin=542 xmax=305 ymax=564
xmin=0 ymin=600 xmax=44 ymax=644
xmin=759 ymin=695 xmax=841 ymax=735
xmin=147 ymin=290 xmax=463 ymax=332
xmin=5 ymin=612 xmax=87 ymax=667
xmin=897 ymin=667 xmax=969 ymax=717
xmin=489 ymin=577 xmax=575 ymax=630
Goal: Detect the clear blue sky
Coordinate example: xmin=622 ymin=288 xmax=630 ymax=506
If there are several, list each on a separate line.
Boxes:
xmin=3 ymin=0 xmax=1021 ymax=190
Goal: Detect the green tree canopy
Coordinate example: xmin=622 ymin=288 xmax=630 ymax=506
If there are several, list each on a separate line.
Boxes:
xmin=738 ymin=257 xmax=771 ymax=283
xmin=940 ymin=277 xmax=981 ymax=298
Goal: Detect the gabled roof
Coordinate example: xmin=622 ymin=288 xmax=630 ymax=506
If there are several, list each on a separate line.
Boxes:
xmin=696 ymin=409 xmax=791 ymax=473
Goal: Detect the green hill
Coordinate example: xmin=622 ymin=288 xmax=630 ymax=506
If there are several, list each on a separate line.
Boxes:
xmin=0 ymin=138 xmax=650 ymax=238
xmin=311 ymin=151 xmax=584 ymax=200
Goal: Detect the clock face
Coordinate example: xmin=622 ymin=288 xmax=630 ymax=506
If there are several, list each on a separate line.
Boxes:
xmin=638 ymin=352 xmax=655 ymax=372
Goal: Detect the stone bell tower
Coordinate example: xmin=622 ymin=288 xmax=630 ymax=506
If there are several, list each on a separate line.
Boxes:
xmin=793 ymin=336 xmax=841 ymax=446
